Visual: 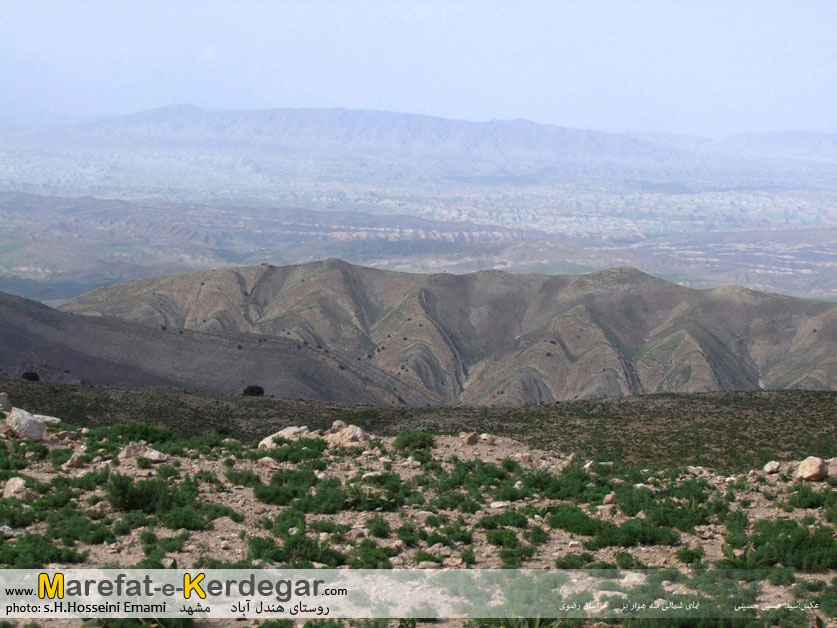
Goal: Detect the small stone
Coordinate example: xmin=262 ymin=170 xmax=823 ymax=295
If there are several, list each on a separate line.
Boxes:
xmin=515 ymin=453 xmax=532 ymax=464
xmin=490 ymin=501 xmax=511 ymax=509
xmin=603 ymin=492 xmax=616 ymax=505
xmin=0 ymin=525 xmax=14 ymax=539
xmin=567 ymin=453 xmax=577 ymax=463
xmin=288 ymin=527 xmax=299 ymax=536
xmin=258 ymin=456 xmax=277 ymax=467
xmin=417 ymin=561 xmax=439 ymax=569
xmin=583 ymin=461 xmax=595 ymax=472
xmin=479 ymin=433 xmax=495 ymax=445
xmin=796 ymin=457 xmax=827 ymax=481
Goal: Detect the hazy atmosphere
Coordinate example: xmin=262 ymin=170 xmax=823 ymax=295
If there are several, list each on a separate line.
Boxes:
xmin=3 ymin=0 xmax=837 ymax=136
xmin=1 ymin=3 xmax=837 ymax=623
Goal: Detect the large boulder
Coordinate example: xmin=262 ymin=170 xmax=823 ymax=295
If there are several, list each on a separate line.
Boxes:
xmin=32 ymin=414 xmax=61 ymax=425
xmin=258 ymin=426 xmax=311 ymax=450
xmin=3 ymin=477 xmax=35 ymax=500
xmin=6 ymin=408 xmax=46 ymax=441
xmin=762 ymin=461 xmax=781 ymax=474
xmin=795 ymin=456 xmax=827 ymax=481
xmin=118 ymin=441 xmax=168 ymax=463
xmin=324 ymin=422 xmax=368 ymax=450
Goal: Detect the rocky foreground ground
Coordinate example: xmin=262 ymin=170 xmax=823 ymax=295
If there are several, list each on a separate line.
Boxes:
xmin=1 ymin=390 xmax=837 ymax=627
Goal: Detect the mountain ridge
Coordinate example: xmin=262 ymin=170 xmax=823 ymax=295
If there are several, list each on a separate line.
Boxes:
xmin=59 ymin=259 xmax=837 ymax=405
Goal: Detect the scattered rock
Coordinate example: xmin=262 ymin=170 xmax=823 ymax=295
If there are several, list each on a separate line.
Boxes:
xmin=258 ymin=426 xmax=311 ymax=449
xmin=479 ymin=433 xmax=495 ymax=445
xmin=6 ymin=408 xmax=46 ymax=441
xmin=461 ymin=432 xmax=479 ymax=446
xmin=795 ymin=456 xmax=827 ymax=481
xmin=324 ymin=423 xmax=368 ymax=450
xmin=61 ymin=452 xmax=85 ymax=471
xmin=0 ymin=525 xmax=14 ymax=539
xmin=258 ymin=456 xmax=278 ymax=468
xmin=3 ymin=477 xmax=34 ymax=500
xmin=118 ymin=441 xmax=168 ymax=463
xmin=583 ymin=460 xmax=595 ymax=472
xmin=567 ymin=453 xmax=578 ymax=463
xmin=56 ymin=431 xmax=80 ymax=441
xmin=515 ymin=453 xmax=532 ymax=464
xmin=603 ymin=492 xmax=616 ymax=505
xmin=763 ymin=461 xmax=780 ymax=474
xmin=145 ymin=448 xmax=168 ymax=463
xmin=489 ymin=501 xmax=511 ymax=509
xmin=414 ymin=511 xmax=435 ymax=523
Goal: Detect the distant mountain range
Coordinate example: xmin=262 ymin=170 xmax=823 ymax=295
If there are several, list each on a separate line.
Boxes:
xmin=43 ymin=259 xmax=837 ymax=405
xmin=2 ymin=105 xmax=836 ymax=200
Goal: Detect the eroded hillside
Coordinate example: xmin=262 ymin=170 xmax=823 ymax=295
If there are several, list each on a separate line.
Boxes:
xmin=61 ymin=260 xmax=837 ymax=404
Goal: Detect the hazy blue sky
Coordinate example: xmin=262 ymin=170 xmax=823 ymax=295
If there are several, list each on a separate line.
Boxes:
xmin=2 ymin=0 xmax=835 ymax=137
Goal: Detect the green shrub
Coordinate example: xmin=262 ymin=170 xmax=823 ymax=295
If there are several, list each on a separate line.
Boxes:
xmin=486 ymin=529 xmax=519 ymax=548
xmin=393 ymin=430 xmax=435 ymax=451
xmin=225 ymin=468 xmax=261 ymax=487
xmin=365 ymin=516 xmax=391 ymax=538
xmin=0 ymin=533 xmax=86 ymax=568
xmin=546 ymin=504 xmax=604 ymax=536
xmin=253 ymin=468 xmax=318 ymax=505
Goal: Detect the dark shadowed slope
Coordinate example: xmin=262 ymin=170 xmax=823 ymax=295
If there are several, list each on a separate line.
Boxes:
xmin=61 ymin=259 xmax=837 ymax=404
xmin=0 ymin=290 xmax=435 ymax=405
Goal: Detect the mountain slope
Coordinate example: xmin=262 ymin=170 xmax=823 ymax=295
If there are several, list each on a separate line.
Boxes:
xmin=3 ymin=106 xmax=836 ymax=200
xmin=61 ymin=260 xmax=837 ymax=404
xmin=0 ymin=289 xmax=435 ymax=405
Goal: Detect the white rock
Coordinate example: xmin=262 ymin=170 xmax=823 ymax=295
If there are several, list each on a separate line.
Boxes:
xmin=795 ymin=456 xmax=827 ymax=481
xmin=763 ymin=461 xmax=780 ymax=474
xmin=3 ymin=477 xmax=34 ymax=500
xmin=489 ymin=501 xmax=511 ymax=509
xmin=479 ymin=433 xmax=495 ymax=445
xmin=0 ymin=525 xmax=13 ymax=539
xmin=6 ymin=408 xmax=46 ymax=441
xmin=258 ymin=426 xmax=310 ymax=449
xmin=324 ymin=424 xmax=368 ymax=450
xmin=414 ymin=510 xmax=435 ymax=522
xmin=32 ymin=414 xmax=61 ymax=425
xmin=145 ymin=449 xmax=168 ymax=463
